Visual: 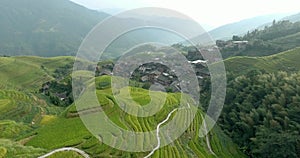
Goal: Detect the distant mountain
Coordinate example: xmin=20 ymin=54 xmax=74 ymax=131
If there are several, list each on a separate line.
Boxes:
xmin=2 ymin=1 xmax=295 ymax=57
xmin=100 ymin=8 xmax=125 ymax=15
xmin=0 ymin=0 xmax=109 ymax=56
xmin=208 ymin=13 xmax=291 ymax=40
xmin=102 ymin=14 xmax=208 ymax=59
xmin=0 ymin=1 xmax=208 ymax=57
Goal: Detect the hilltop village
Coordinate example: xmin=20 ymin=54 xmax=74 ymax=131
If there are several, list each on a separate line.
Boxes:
xmin=95 ymin=47 xmax=212 ymax=92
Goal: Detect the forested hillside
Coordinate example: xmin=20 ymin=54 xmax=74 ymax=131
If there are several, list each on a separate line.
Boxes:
xmin=208 ymin=13 xmax=290 ymax=40
xmin=221 ymin=71 xmax=300 ymax=157
xmin=219 ymin=20 xmax=300 ymax=58
xmin=0 ymin=0 xmax=108 ymax=56
xmin=199 ymin=48 xmax=300 ymax=158
xmin=0 ymin=0 xmax=195 ymax=58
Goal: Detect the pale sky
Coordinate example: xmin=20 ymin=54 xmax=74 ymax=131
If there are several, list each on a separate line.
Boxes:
xmin=70 ymin=0 xmax=300 ymax=29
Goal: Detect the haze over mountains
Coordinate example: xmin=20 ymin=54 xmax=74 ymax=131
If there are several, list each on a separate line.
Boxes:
xmin=0 ymin=0 xmax=299 ymax=58
xmin=0 ymin=0 xmax=205 ymax=57
xmin=208 ymin=13 xmax=294 ymax=40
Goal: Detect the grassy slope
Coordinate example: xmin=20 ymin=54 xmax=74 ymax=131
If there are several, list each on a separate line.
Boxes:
xmin=0 ymin=56 xmax=74 ymax=90
xmin=26 ymin=75 xmax=245 ymax=158
xmin=225 ymin=47 xmax=300 ymax=76
xmin=0 ymin=56 xmax=75 ymax=124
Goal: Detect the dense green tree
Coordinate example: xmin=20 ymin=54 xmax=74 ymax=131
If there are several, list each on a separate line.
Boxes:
xmin=217 ymin=70 xmax=300 ymax=157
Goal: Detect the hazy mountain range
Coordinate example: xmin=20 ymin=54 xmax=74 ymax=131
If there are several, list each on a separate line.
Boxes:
xmin=208 ymin=13 xmax=294 ymax=40
xmin=0 ymin=0 xmax=299 ymax=57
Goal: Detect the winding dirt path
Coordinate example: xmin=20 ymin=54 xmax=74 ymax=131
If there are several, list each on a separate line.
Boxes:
xmin=144 ymin=108 xmax=179 ymax=158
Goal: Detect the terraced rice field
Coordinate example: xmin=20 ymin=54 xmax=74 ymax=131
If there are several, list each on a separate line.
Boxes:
xmin=0 ymin=139 xmax=46 ymax=158
xmin=26 ymin=76 xmax=245 ymax=158
xmin=0 ymin=90 xmax=43 ymax=123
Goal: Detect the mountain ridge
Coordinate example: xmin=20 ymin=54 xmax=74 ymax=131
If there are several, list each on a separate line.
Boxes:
xmin=209 ymin=13 xmax=293 ymax=40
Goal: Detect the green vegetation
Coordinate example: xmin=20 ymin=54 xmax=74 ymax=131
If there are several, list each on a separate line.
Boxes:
xmin=0 ymin=139 xmax=46 ymax=158
xmin=220 ymin=20 xmax=300 ymax=58
xmin=220 ymin=71 xmax=300 ymax=157
xmin=2 ymin=35 xmax=300 ymax=158
xmin=0 ymin=56 xmax=78 ymax=157
xmin=243 ymin=20 xmax=300 ymax=41
xmin=26 ymin=117 xmax=91 ymax=149
xmin=0 ymin=57 xmax=51 ymax=90
xmin=1 ymin=47 xmax=299 ymax=157
xmin=47 ymin=151 xmax=84 ymax=158
xmin=0 ymin=56 xmax=76 ymax=124
xmin=25 ymin=75 xmax=244 ymax=158
xmin=2 ymin=1 xmax=300 ymax=157
xmin=0 ymin=120 xmax=31 ymax=139
xmin=224 ymin=47 xmax=300 ymax=76
xmin=0 ymin=55 xmax=242 ymax=157
xmin=3 ymin=49 xmax=299 ymax=157
xmin=0 ymin=56 xmax=74 ymax=90
xmin=0 ymin=90 xmax=42 ymax=124
xmin=195 ymin=48 xmax=300 ymax=157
